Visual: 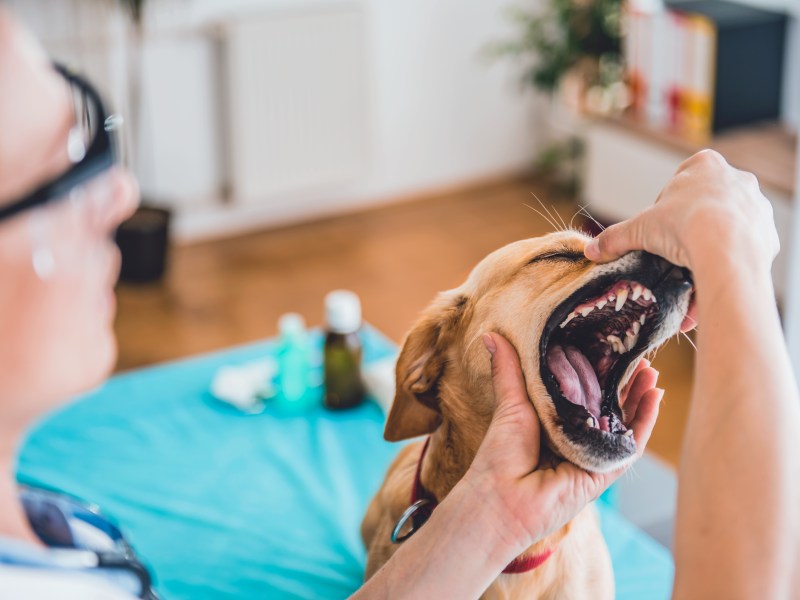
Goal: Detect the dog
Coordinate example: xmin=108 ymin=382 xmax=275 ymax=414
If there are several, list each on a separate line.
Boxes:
xmin=361 ymin=230 xmax=693 ymax=598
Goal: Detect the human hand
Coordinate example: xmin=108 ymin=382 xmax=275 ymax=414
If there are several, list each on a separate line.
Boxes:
xmin=462 ymin=332 xmax=663 ymax=557
xmin=584 ymin=150 xmax=779 ymax=276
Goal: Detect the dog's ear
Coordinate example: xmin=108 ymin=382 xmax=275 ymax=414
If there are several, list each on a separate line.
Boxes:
xmin=384 ymin=291 xmax=468 ymax=442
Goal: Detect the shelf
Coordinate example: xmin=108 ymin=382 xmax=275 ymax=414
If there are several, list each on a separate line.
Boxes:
xmin=604 ymin=113 xmax=797 ymax=198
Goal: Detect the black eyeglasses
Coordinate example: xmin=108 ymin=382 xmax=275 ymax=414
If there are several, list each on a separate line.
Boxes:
xmin=0 ymin=63 xmax=119 ymax=224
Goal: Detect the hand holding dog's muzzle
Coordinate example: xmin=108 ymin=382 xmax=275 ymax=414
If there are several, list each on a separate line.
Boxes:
xmin=464 ymin=332 xmax=663 ymax=557
xmin=584 ymin=149 xmax=778 ymax=283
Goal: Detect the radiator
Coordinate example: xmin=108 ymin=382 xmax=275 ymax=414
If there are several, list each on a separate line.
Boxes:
xmin=220 ymin=3 xmax=368 ymax=206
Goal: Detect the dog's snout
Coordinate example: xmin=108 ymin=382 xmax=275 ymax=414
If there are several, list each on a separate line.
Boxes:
xmin=668 ymin=265 xmax=693 ymax=288
xmin=641 ymin=253 xmax=692 ymax=290
xmin=643 ymin=253 xmax=674 ymax=277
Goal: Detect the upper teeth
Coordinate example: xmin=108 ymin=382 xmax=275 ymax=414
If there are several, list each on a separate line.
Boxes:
xmin=558 ymin=281 xmax=656 ymax=330
xmin=615 ymin=288 xmax=629 ymax=311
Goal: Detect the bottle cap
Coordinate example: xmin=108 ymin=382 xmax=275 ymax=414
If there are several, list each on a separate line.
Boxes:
xmin=278 ymin=313 xmax=306 ymax=337
xmin=325 ymin=290 xmax=361 ymax=334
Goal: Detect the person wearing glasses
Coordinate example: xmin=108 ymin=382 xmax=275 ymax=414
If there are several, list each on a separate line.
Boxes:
xmin=1 ymin=7 xmax=799 ymax=600
xmin=0 ymin=11 xmax=153 ymax=600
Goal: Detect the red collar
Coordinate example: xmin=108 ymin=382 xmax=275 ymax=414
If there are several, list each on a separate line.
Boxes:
xmin=410 ymin=437 xmax=556 ymax=575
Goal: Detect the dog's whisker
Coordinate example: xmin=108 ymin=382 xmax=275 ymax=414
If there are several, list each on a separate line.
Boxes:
xmin=626 ymin=463 xmax=643 ymax=482
xmin=680 ymin=331 xmax=698 ymax=353
xmin=577 ymin=204 xmax=606 ymax=233
xmin=532 ymin=192 xmax=568 ymax=233
xmin=523 ymin=203 xmax=561 ymax=232
xmin=527 ymin=195 xmax=562 ymax=232
xmin=569 ymin=205 xmax=584 ymax=230
xmin=523 ymin=201 xmax=560 ymax=232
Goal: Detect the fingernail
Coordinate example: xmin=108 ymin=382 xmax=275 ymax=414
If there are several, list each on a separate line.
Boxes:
xmin=482 ymin=333 xmax=496 ymax=356
xmin=585 ymin=239 xmax=600 ymax=260
xmin=655 ymin=388 xmax=665 ymax=402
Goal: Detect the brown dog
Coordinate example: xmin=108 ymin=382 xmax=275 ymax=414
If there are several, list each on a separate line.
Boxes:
xmin=361 ymin=230 xmax=692 ymax=598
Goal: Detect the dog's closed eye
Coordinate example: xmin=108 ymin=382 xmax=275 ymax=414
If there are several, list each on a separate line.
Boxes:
xmin=527 ymin=250 xmax=589 ymax=266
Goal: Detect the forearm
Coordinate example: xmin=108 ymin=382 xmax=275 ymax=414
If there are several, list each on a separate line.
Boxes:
xmin=351 ymin=478 xmax=515 ymax=599
xmin=673 ymin=255 xmax=800 ymax=599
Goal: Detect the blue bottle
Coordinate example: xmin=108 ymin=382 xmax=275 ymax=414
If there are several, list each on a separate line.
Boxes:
xmin=273 ymin=313 xmax=314 ymax=412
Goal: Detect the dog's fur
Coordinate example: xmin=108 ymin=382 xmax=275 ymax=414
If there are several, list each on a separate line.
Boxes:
xmin=362 ymin=231 xmax=691 ymax=599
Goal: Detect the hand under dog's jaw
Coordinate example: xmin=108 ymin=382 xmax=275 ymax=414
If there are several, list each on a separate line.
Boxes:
xmin=539 ymin=253 xmax=692 ymax=472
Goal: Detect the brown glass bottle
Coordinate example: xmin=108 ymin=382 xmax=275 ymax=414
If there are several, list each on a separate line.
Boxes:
xmin=323 ymin=290 xmax=365 ymax=410
xmin=323 ymin=331 xmax=365 ymax=409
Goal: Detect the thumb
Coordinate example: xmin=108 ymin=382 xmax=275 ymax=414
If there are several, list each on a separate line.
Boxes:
xmin=481 ymin=332 xmax=541 ymax=473
xmin=584 ymin=219 xmax=643 ymax=263
xmin=483 ymin=333 xmax=530 ymax=414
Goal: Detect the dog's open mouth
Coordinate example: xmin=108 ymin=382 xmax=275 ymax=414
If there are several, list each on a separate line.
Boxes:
xmin=540 ymin=279 xmax=660 ymax=445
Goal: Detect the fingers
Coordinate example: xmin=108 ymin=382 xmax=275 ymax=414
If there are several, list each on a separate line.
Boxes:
xmin=584 ymin=218 xmax=643 ymax=263
xmin=478 ymin=332 xmax=541 ymax=475
xmin=627 ymin=387 xmax=664 ymax=455
xmin=484 ymin=333 xmax=530 ymax=413
xmin=620 ymin=358 xmax=651 ymax=407
xmin=620 ymin=365 xmax=660 ymax=425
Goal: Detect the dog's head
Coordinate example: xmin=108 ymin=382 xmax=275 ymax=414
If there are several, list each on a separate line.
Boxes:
xmin=385 ymin=230 xmax=693 ymax=473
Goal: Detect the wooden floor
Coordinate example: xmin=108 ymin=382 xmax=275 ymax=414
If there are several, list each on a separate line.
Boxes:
xmin=114 ymin=177 xmax=694 ymax=467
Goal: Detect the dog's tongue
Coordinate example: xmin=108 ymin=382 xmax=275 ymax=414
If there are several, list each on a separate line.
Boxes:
xmin=546 ymin=345 xmax=602 ymax=420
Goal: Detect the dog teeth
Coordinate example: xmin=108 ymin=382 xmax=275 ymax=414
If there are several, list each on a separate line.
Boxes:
xmin=625 ymin=331 xmax=638 ymax=351
xmin=586 ymin=416 xmax=597 ymax=428
xmin=560 ymin=312 xmax=577 ymax=328
xmin=607 ymin=335 xmax=624 ymax=353
xmin=615 ymin=288 xmax=629 ymax=312
xmin=632 ymin=321 xmax=641 ymax=335
xmin=623 ymin=429 xmax=634 ymax=437
xmin=560 ymin=283 xmax=654 ymax=330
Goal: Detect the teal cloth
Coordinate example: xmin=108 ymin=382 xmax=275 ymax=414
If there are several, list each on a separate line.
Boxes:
xmin=17 ymin=325 xmax=673 ymax=599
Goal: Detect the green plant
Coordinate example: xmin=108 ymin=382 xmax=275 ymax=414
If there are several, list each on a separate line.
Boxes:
xmin=488 ymin=0 xmax=623 ymax=93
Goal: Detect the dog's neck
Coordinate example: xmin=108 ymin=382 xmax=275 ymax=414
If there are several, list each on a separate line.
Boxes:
xmin=420 ymin=381 xmax=493 ymax=501
xmin=417 ymin=376 xmax=570 ymax=564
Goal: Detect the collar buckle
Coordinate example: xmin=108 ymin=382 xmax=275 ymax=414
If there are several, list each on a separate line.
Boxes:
xmin=390 ymin=499 xmax=433 ymax=544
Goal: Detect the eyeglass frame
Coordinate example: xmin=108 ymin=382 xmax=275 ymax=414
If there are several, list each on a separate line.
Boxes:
xmin=0 ymin=62 xmax=117 ymax=224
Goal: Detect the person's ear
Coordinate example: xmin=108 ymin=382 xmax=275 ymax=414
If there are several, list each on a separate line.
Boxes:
xmin=384 ymin=291 xmax=469 ymax=441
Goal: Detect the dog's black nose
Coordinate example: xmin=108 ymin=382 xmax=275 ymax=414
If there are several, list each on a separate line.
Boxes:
xmin=644 ymin=252 xmax=693 ymax=290
xmin=668 ymin=265 xmax=693 ymax=288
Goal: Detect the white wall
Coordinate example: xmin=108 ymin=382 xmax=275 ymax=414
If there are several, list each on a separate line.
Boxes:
xmin=7 ymin=0 xmax=541 ymax=239
xmin=152 ymin=0 xmax=541 ymax=238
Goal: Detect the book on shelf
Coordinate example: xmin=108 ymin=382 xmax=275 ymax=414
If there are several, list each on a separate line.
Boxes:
xmin=623 ymin=0 xmax=787 ymax=141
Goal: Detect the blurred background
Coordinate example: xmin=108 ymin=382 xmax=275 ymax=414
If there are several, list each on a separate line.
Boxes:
xmin=8 ymin=0 xmax=799 ymax=469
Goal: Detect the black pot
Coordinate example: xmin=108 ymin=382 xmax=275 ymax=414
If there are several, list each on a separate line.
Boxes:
xmin=116 ymin=205 xmax=171 ymax=283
